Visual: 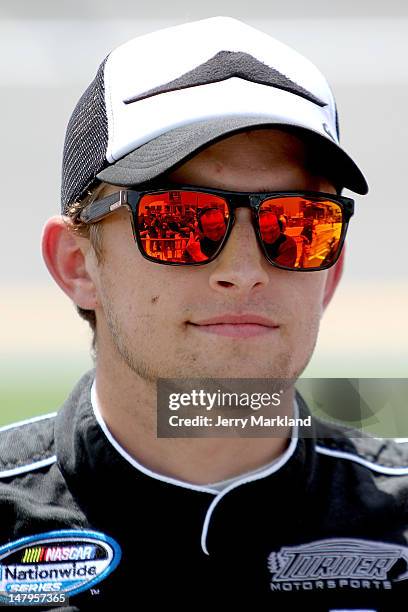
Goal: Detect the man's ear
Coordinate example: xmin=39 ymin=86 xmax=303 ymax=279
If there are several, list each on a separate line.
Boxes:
xmin=322 ymin=243 xmax=346 ymax=311
xmin=41 ymin=216 xmax=98 ymax=310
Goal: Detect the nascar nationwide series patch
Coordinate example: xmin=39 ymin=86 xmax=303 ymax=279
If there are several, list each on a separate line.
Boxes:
xmin=0 ymin=529 xmax=121 ymax=606
xmin=267 ymin=538 xmax=408 ymax=593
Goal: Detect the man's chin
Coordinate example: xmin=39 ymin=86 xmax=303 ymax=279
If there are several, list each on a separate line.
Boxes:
xmin=180 ymin=356 xmax=302 ymax=381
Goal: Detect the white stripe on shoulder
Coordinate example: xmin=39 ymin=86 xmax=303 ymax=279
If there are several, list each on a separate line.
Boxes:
xmin=316 ymin=444 xmax=408 ymax=476
xmin=0 ymin=412 xmax=57 ymax=433
xmin=0 ymin=455 xmax=57 ymax=478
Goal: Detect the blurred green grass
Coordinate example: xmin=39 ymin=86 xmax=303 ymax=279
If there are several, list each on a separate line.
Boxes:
xmin=0 ymin=357 xmax=93 ymax=427
xmin=1 ymin=386 xmax=65 ymax=424
xmin=1 ymin=354 xmax=406 ymax=429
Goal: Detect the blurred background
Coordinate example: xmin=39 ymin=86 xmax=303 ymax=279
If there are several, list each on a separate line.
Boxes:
xmin=1 ymin=0 xmax=407 ymax=427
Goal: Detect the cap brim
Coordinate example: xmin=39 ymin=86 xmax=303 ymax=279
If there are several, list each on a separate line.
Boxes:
xmin=97 ymin=116 xmax=368 ymax=195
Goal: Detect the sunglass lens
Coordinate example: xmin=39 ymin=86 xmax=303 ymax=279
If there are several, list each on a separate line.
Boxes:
xmin=259 ymin=197 xmax=344 ymax=269
xmin=137 ymin=191 xmax=229 ymax=263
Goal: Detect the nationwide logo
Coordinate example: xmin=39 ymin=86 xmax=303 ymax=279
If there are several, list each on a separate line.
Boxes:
xmin=267 ymin=538 xmax=408 ymax=592
xmin=0 ymin=530 xmax=122 ymax=605
xmin=4 ymin=562 xmax=98 ymax=582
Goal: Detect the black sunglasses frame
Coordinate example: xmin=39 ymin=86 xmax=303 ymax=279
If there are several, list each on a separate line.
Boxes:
xmin=77 ymin=185 xmax=354 ymax=272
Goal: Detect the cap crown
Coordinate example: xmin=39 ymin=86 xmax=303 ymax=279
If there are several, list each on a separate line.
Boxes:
xmin=62 ymin=17 xmax=339 ymax=211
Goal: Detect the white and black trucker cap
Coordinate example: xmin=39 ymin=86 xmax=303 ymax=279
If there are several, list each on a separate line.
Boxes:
xmin=61 ymin=16 xmax=368 ymax=213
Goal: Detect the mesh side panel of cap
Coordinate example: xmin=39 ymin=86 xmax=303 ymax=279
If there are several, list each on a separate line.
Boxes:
xmin=61 ymin=57 xmax=109 ymax=213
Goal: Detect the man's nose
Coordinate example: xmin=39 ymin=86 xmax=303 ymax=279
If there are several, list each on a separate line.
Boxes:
xmin=208 ymin=208 xmax=270 ymax=295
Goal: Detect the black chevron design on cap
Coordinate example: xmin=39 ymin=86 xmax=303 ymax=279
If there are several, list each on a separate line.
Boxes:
xmin=124 ymin=51 xmax=326 ymax=107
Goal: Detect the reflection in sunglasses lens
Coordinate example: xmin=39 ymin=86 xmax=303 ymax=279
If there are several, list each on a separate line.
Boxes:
xmin=259 ymin=197 xmax=343 ymax=269
xmin=137 ymin=191 xmax=343 ymax=269
xmin=138 ymin=191 xmax=229 ymax=263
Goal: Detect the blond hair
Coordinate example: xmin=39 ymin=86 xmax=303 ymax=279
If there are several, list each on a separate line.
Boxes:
xmin=63 ymin=181 xmax=111 ymax=355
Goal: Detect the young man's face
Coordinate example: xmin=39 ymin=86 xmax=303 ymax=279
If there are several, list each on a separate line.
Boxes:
xmin=259 ymin=212 xmax=281 ymax=244
xmin=200 ymin=209 xmax=226 ymax=241
xmin=85 ymin=129 xmax=341 ymax=382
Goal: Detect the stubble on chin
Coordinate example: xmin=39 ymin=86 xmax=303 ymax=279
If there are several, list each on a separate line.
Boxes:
xmin=102 ymin=296 xmax=320 ymax=387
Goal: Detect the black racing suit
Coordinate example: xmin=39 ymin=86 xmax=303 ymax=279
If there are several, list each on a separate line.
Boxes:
xmin=1 ymin=369 xmax=408 ymax=610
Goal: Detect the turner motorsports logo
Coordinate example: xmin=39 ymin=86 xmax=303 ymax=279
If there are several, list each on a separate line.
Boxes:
xmin=267 ymin=538 xmax=408 ymax=592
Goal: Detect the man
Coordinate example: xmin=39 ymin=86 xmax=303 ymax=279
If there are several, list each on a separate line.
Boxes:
xmin=259 ymin=210 xmax=298 ymax=267
xmin=1 ymin=16 xmax=407 ymax=610
xmin=183 ymin=206 xmax=227 ymax=261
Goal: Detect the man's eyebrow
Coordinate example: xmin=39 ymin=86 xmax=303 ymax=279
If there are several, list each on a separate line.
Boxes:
xmin=149 ymin=181 xmax=306 ymax=194
xmin=158 ymin=181 xmax=282 ymax=193
xmin=250 ymin=187 xmax=291 ymax=193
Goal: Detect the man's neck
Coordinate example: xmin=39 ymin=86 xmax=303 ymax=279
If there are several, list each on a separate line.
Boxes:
xmin=94 ymin=360 xmax=295 ymax=485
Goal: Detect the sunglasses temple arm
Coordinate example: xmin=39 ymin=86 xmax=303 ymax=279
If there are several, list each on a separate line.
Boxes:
xmin=79 ymin=191 xmax=129 ymax=223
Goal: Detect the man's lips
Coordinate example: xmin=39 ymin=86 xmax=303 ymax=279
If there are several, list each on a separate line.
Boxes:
xmin=188 ymin=314 xmax=280 ymax=338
